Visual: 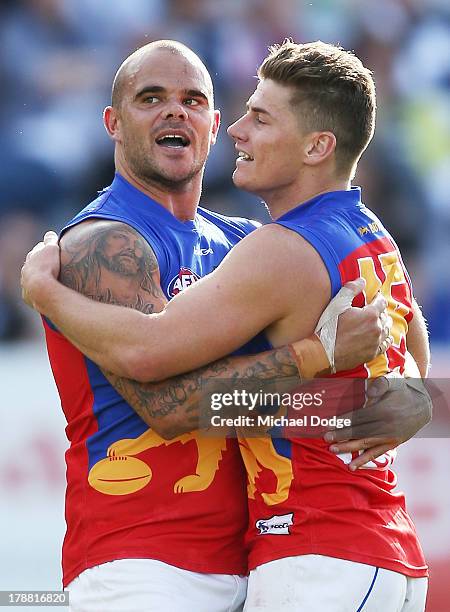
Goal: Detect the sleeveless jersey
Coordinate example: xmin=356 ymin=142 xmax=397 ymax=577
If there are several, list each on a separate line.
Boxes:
xmin=240 ymin=187 xmax=428 ymax=578
xmin=44 ymin=173 xmax=268 ymax=586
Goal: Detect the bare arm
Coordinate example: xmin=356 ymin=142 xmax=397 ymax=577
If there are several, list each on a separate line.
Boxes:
xmin=23 ymin=225 xmax=320 ymax=381
xmin=58 ymin=219 xmax=167 ymax=312
xmin=406 ymin=298 xmax=430 ymax=377
xmin=45 ymin=221 xmax=383 ymax=440
xmin=24 ymin=225 xmax=294 ymax=380
xmin=22 ymin=226 xmax=386 ymax=382
xmin=104 ymin=345 xmax=299 ymax=439
xmin=57 ymin=223 xmax=299 ymax=439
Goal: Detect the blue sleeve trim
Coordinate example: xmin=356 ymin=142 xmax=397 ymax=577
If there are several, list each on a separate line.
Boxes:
xmin=43 ymin=315 xmax=58 ymax=332
xmin=198 ymin=207 xmax=261 ymax=237
xmin=276 ymin=222 xmax=342 ymax=297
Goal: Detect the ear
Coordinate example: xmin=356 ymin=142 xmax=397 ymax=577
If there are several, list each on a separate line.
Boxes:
xmin=210 ymin=109 xmax=221 ymax=146
xmin=103 ymin=106 xmax=121 ymax=143
xmin=303 ymin=132 xmax=336 ymax=166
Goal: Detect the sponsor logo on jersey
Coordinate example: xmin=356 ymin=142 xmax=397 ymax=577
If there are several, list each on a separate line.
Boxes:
xmin=194 ymin=245 xmax=214 ymax=256
xmin=167 ymin=267 xmax=200 ymax=297
xmin=357 ymin=221 xmax=380 ymax=236
xmin=256 ymin=513 xmax=294 ymax=535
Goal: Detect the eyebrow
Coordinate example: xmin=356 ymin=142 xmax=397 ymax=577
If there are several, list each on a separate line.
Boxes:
xmin=135 ymin=86 xmax=209 ymax=103
xmin=134 ymin=85 xmax=165 ymax=100
xmin=246 ymin=101 xmax=272 ymax=117
xmin=185 ymin=88 xmax=209 ymax=103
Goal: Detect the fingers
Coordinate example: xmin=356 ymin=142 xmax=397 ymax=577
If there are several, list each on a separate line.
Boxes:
xmin=348 ymin=444 xmax=394 ymax=471
xmin=363 ymin=294 xmax=393 ymax=356
xmin=366 ymin=376 xmax=390 ymax=401
xmin=43 ymin=231 xmax=58 ymax=245
xmin=324 ymin=419 xmax=389 ymax=443
xmin=379 ymin=311 xmax=392 ymax=328
xmin=379 ymin=312 xmax=393 ymax=337
xmin=378 ymin=311 xmax=393 ymax=353
xmin=377 ymin=336 xmax=394 ymax=356
xmin=368 ymin=291 xmax=388 ymax=315
xmin=324 ymin=427 xmax=353 ymax=443
xmin=24 ymin=231 xmax=58 ymax=263
xmin=25 ymin=241 xmax=46 ymax=262
xmin=341 ymin=277 xmax=366 ymax=298
xmin=327 ymin=436 xmax=396 ymax=454
xmin=325 ymin=437 xmax=397 ymax=470
xmin=329 ymin=439 xmax=368 ymax=454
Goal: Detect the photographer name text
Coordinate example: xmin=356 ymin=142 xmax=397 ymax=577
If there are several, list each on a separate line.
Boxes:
xmin=210 ymin=414 xmax=351 ymax=428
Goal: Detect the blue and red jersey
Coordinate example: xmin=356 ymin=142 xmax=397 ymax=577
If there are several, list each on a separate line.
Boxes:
xmin=241 ymin=187 xmax=427 ymax=578
xmin=44 ymin=173 xmax=266 ymax=586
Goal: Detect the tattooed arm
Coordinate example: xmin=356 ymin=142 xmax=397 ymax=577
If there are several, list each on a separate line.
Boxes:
xmin=58 ymin=219 xmax=168 ymax=373
xmin=23 ymin=223 xmax=431 ymax=453
xmin=56 ymin=219 xmax=302 ymax=438
xmin=104 ymin=346 xmax=300 ymax=439
xmin=25 ymin=224 xmax=297 ymax=379
xmin=24 ymin=224 xmax=383 ymax=382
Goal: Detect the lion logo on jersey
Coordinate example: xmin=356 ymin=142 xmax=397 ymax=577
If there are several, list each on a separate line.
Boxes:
xmin=88 ymin=430 xmax=227 ymax=496
xmin=238 ymin=435 xmax=294 ymax=507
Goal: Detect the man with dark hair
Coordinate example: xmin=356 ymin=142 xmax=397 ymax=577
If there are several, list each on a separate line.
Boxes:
xmin=22 ymin=40 xmax=430 ymax=611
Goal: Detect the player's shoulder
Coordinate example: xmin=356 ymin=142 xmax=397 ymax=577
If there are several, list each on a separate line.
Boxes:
xmin=198 ymin=206 xmax=262 ymax=238
xmin=60 ymin=189 xmax=170 ymax=277
xmin=57 ymin=215 xmax=164 ymax=304
xmin=66 ymin=186 xmax=114 ymax=228
xmin=226 ymin=220 xmax=324 ymax=278
xmin=241 ymin=220 xmax=320 ymax=252
xmin=61 ymin=217 xmax=134 ymax=240
xmin=59 ymin=218 xmax=159 ymax=273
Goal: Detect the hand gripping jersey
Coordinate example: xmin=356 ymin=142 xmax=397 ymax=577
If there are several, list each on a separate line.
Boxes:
xmin=44 ymin=174 xmax=268 ymax=586
xmin=240 ymin=188 xmax=427 ymax=578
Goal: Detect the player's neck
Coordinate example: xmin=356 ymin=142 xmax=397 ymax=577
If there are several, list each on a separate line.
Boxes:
xmin=265 ymin=175 xmax=351 ymax=220
xmin=117 ymin=165 xmax=201 ymax=221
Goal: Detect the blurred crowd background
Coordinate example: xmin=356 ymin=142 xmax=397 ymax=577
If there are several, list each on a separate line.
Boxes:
xmin=0 ymin=0 xmax=449 ymax=343
xmin=0 ymin=1 xmax=449 ymax=610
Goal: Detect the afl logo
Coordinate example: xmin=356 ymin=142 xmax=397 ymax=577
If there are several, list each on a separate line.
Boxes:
xmin=168 ymin=267 xmax=200 ymax=296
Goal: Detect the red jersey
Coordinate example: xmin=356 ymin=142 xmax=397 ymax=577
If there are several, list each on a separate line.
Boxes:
xmin=241 ymin=188 xmax=427 ymax=578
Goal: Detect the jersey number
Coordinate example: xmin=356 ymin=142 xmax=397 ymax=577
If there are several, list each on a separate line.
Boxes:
xmin=357 ymin=251 xmax=410 ymax=377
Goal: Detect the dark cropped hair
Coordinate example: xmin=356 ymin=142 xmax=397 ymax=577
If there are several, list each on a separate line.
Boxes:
xmin=258 ymin=40 xmax=376 ymax=173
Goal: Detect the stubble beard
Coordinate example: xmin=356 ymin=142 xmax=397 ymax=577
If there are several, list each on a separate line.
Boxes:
xmin=125 ymin=139 xmax=204 ymax=193
xmin=98 ymin=251 xmax=143 ymax=277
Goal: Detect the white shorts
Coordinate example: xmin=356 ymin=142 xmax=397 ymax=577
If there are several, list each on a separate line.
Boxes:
xmin=244 ymin=555 xmax=428 ymax=611
xmin=66 ymin=558 xmax=247 ymax=612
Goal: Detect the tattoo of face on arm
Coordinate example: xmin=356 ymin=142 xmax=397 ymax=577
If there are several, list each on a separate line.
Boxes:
xmin=59 ymin=220 xmax=167 ymax=314
xmin=57 ymin=220 xmax=304 ymax=438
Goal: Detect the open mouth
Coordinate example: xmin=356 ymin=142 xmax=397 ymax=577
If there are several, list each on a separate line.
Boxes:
xmin=237 ymin=151 xmax=254 ymax=161
xmin=156 ymin=133 xmax=190 ymax=148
